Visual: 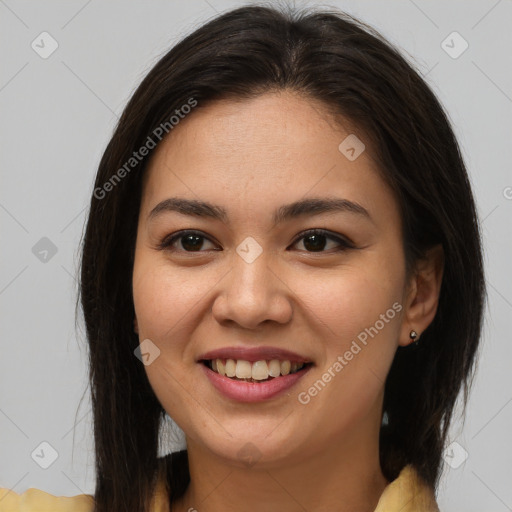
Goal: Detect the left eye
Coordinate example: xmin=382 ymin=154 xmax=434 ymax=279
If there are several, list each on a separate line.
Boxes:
xmin=292 ymin=229 xmax=353 ymax=252
xmin=158 ymin=229 xmax=353 ymax=253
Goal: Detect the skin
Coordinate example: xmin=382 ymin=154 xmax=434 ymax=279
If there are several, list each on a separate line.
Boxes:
xmin=132 ymin=90 xmax=444 ymax=512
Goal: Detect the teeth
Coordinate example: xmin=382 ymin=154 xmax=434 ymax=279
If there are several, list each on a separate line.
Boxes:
xmin=268 ymin=359 xmax=281 ymax=377
xmin=209 ymin=358 xmax=306 ymax=381
xmin=225 ymin=359 xmax=236 ymax=377
xmin=235 ymin=360 xmax=252 ymax=379
xmin=251 ymin=360 xmax=268 ymax=380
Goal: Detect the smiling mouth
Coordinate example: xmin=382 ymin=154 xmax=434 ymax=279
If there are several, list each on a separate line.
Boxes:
xmin=201 ymin=358 xmax=313 ymax=383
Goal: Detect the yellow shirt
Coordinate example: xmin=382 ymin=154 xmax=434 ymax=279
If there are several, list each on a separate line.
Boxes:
xmin=0 ymin=464 xmax=439 ymax=511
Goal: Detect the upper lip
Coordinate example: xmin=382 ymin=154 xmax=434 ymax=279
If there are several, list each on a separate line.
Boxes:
xmin=197 ymin=346 xmax=312 ymax=364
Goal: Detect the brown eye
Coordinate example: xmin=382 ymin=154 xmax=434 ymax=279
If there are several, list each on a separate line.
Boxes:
xmin=159 ymin=231 xmax=218 ymax=252
xmin=291 ymin=229 xmax=354 ymax=253
xmin=158 ymin=228 xmax=354 ymax=254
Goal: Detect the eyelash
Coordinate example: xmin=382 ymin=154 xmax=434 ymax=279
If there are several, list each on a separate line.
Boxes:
xmin=157 ymin=229 xmax=355 ymax=254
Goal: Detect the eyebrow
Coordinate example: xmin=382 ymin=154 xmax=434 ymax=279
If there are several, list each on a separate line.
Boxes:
xmin=148 ymin=196 xmax=373 ymax=226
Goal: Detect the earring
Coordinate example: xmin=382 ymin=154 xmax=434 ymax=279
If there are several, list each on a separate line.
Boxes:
xmin=409 ymin=330 xmax=419 ymax=343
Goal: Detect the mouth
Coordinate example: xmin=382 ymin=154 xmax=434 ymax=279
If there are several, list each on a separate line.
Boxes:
xmin=200 ymin=358 xmax=314 ymax=383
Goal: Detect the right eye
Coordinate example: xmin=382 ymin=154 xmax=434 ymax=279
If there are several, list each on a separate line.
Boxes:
xmin=158 ymin=230 xmax=219 ymax=252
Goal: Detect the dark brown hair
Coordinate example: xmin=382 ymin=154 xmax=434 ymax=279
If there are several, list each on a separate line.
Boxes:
xmin=77 ymin=3 xmax=486 ymax=510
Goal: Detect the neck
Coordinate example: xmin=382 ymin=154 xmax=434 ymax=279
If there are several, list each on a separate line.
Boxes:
xmin=171 ymin=412 xmax=389 ymax=512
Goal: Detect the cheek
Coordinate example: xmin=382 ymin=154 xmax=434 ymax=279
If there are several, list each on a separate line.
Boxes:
xmin=300 ymin=265 xmax=402 ymax=343
xmin=132 ymin=260 xmax=210 ymax=339
xmin=297 ymin=261 xmax=404 ymax=412
xmin=296 ymin=269 xmax=402 ymax=418
xmin=132 ymin=260 xmax=210 ymax=424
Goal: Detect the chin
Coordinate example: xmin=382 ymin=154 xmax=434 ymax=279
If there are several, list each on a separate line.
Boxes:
xmin=189 ymin=421 xmax=308 ymax=469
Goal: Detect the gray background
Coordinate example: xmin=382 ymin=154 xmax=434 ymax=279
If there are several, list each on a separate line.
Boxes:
xmin=1 ymin=0 xmax=511 ymax=510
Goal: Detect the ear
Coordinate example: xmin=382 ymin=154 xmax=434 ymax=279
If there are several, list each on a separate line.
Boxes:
xmin=399 ymin=244 xmax=444 ymax=347
xmin=133 ymin=317 xmax=139 ymax=334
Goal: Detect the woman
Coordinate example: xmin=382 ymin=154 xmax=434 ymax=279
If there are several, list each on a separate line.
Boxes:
xmin=0 ymin=3 xmax=485 ymax=511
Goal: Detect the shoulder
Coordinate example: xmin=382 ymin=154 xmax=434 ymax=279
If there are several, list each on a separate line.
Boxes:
xmin=0 ymin=487 xmax=94 ymax=512
xmin=374 ymin=464 xmax=440 ymax=512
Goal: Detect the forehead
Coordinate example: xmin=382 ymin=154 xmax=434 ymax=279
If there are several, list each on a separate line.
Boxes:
xmin=140 ymin=91 xmax=398 ymax=227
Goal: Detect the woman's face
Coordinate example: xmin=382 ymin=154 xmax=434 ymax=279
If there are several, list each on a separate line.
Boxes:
xmin=132 ymin=91 xmax=411 ymax=468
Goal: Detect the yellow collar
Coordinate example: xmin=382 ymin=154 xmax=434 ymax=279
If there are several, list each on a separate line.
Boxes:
xmin=374 ymin=465 xmax=440 ymax=511
xmin=0 ymin=464 xmax=439 ymax=511
xmin=150 ymin=464 xmax=439 ymax=512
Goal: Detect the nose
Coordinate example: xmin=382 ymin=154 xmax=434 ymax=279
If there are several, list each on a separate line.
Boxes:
xmin=211 ymin=249 xmax=293 ymax=330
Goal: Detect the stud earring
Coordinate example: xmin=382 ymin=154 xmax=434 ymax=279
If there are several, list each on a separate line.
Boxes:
xmin=409 ymin=329 xmax=419 ymax=343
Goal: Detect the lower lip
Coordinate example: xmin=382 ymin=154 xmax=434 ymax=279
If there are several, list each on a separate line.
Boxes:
xmin=200 ymin=363 xmax=312 ymax=402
